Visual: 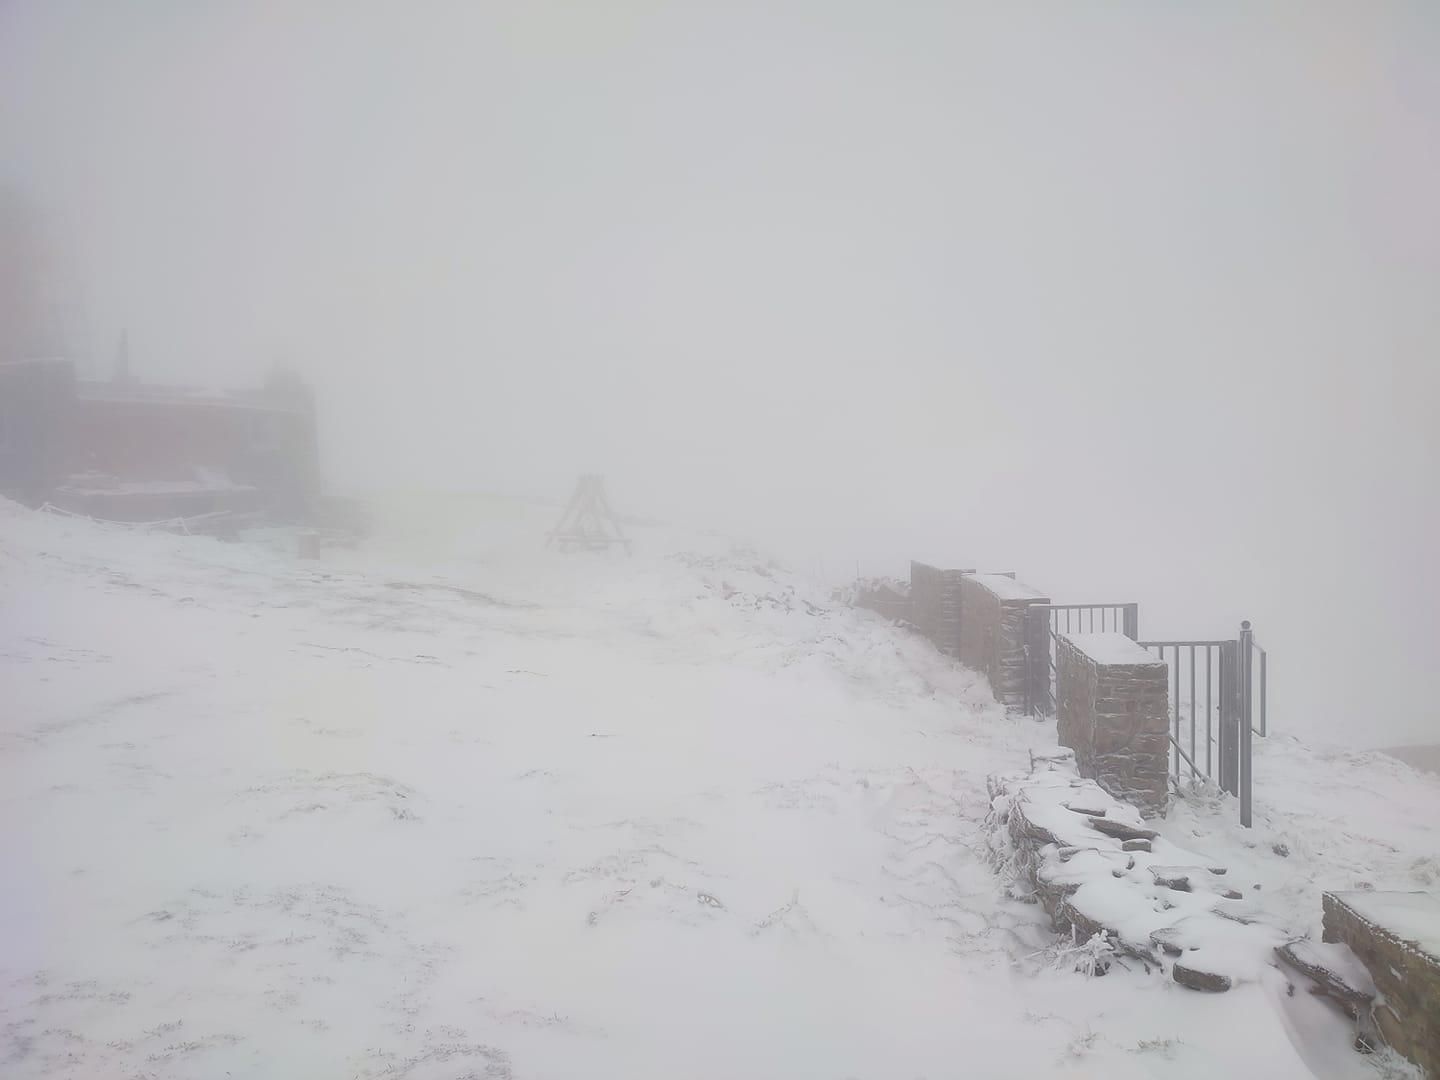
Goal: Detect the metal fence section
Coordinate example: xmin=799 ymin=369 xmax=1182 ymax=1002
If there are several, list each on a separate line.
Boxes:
xmin=1139 ymin=621 xmax=1262 ymax=827
xmin=1023 ymin=601 xmax=1268 ymax=827
xmin=1023 ymin=602 xmax=1139 ymax=717
xmin=1249 ymin=630 xmax=1268 ymax=738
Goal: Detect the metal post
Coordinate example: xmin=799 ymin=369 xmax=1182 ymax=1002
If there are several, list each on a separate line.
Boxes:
xmin=1218 ymin=640 xmax=1238 ymax=796
xmin=1239 ymin=620 xmax=1254 ymax=828
xmin=1122 ymin=603 xmax=1139 ymax=640
xmin=1259 ymin=648 xmax=1268 ymax=737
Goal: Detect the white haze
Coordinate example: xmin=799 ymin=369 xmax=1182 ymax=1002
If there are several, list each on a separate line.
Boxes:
xmin=1 ymin=1 xmax=1437 ymax=746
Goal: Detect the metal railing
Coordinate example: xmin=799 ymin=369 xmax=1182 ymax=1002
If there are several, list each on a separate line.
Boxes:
xmin=1140 ymin=621 xmax=1261 ymax=827
xmin=1024 ymin=601 xmax=1268 ymax=828
xmin=1049 ymin=603 xmax=1139 ymax=639
xmin=1024 ymin=602 xmax=1138 ymax=717
xmin=1250 ymin=631 xmax=1268 ymax=738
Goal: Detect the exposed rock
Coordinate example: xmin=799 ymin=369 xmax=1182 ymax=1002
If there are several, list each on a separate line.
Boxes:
xmin=1275 ymin=939 xmax=1375 ymax=1019
xmin=1150 ymin=926 xmax=1184 ymax=957
xmin=1151 ymin=868 xmax=1193 ymax=892
xmin=1087 ymin=817 xmax=1158 ymax=842
xmin=988 ymin=764 xmax=1286 ymax=997
xmin=1173 ymin=962 xmax=1232 ymax=993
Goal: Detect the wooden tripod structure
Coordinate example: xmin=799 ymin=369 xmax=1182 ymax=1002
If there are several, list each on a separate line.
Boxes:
xmin=547 ymin=475 xmax=631 ymax=554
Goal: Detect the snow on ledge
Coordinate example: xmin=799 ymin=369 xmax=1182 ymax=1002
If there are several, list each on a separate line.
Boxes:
xmin=1059 ymin=632 xmax=1165 ymax=667
xmin=964 ymin=572 xmax=1047 ymax=602
xmin=1327 ymin=890 xmax=1440 ymax=960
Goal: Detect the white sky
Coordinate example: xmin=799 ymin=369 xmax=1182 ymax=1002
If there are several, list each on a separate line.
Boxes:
xmin=2 ymin=0 xmax=1437 ymax=745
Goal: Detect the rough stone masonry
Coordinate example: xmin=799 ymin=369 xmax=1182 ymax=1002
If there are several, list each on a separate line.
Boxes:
xmin=1055 ymin=632 xmax=1170 ymax=818
xmin=958 ymin=572 xmax=1049 ymax=709
xmin=1323 ymin=890 xmax=1440 ymax=1077
xmin=909 ymin=561 xmax=970 ymax=659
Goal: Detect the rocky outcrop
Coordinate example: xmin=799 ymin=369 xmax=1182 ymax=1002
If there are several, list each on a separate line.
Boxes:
xmin=1275 ymin=938 xmax=1379 ymax=1049
xmin=987 ymin=755 xmax=1284 ymax=992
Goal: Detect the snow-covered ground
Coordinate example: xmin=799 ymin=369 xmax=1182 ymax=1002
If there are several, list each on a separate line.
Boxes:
xmin=2 ymin=493 xmax=1436 ymax=1079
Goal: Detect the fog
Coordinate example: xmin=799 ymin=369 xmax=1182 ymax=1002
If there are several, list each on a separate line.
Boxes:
xmin=3 ymin=1 xmax=1437 ymax=746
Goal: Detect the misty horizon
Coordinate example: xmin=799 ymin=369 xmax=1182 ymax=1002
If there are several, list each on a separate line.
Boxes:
xmin=3 ymin=1 xmax=1436 ymax=748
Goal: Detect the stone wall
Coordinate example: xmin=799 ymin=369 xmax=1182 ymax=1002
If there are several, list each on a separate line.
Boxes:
xmin=958 ymin=573 xmax=1049 ymax=709
xmin=1323 ymin=890 xmax=1440 ymax=1076
xmin=909 ymin=561 xmax=970 ymax=658
xmin=1056 ymin=633 xmax=1169 ymax=818
xmin=854 ymin=579 xmax=910 ymax=623
xmin=987 ymin=754 xmax=1268 ymax=992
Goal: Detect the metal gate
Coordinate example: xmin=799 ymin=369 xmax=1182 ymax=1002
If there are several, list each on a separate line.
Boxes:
xmin=1139 ymin=622 xmax=1265 ymax=827
xmin=1024 ymin=604 xmax=1268 ymax=827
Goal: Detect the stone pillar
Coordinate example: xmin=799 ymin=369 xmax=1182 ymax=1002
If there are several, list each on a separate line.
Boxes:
xmin=909 ymin=561 xmax=971 ymax=658
xmin=1056 ymin=632 xmax=1170 ymax=817
xmin=958 ymin=573 xmax=1050 ymax=709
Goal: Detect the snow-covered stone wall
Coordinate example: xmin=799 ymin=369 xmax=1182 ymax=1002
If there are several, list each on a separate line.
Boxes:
xmin=1056 ymin=633 xmax=1169 ymax=818
xmin=958 ymin=573 xmax=1049 ymax=710
xmin=854 ymin=577 xmax=910 ymax=623
xmin=1323 ymin=890 xmax=1440 ymax=1076
xmin=988 ymin=754 xmax=1286 ymax=994
xmin=909 ymin=561 xmax=968 ymax=658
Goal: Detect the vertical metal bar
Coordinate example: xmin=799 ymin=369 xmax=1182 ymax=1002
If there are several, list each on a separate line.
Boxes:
xmin=1205 ymin=646 xmax=1213 ymax=775
xmin=1259 ymin=648 xmax=1268 ymax=737
xmin=1239 ymin=621 xmax=1254 ymax=827
xmin=1219 ymin=641 xmax=1236 ymax=795
xmin=1172 ymin=646 xmax=1180 ymax=779
xmin=1125 ymin=603 xmax=1139 ymax=640
xmin=1189 ymin=644 xmax=1197 ymax=772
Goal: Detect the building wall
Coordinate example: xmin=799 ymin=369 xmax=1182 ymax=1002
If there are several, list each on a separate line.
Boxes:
xmin=0 ymin=363 xmax=319 ymax=518
xmin=0 ymin=360 xmax=75 ymax=504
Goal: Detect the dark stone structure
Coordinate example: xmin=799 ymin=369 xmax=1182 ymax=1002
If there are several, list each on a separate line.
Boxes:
xmin=0 ymin=359 xmax=75 ymax=505
xmin=958 ymin=572 xmax=1049 ymax=709
xmin=854 ymin=578 xmax=910 ymax=623
xmin=909 ymin=561 xmax=971 ymax=659
xmin=0 ymin=361 xmax=318 ymax=521
xmin=1055 ymin=632 xmax=1169 ymax=818
xmin=1323 ymin=890 xmax=1440 ymax=1077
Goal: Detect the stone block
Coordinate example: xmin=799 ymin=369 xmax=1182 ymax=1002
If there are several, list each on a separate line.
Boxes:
xmin=958 ymin=573 xmax=1049 ymax=709
xmin=909 ymin=561 xmax=971 ymax=659
xmin=1056 ymin=633 xmax=1169 ymax=818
